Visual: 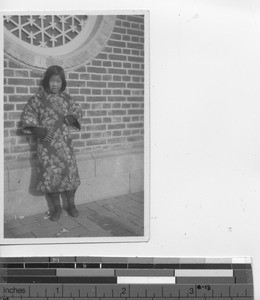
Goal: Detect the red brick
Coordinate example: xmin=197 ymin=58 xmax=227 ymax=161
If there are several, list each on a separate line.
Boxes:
xmin=11 ymin=145 xmax=30 ymax=153
xmin=122 ymin=103 xmax=131 ymax=108
xmin=92 ymin=60 xmax=102 ymax=66
xmin=87 ymin=66 xmax=107 ymax=74
xmin=87 ymin=81 xmax=106 ymax=88
xmin=16 ymin=87 xmax=28 ymax=93
xmin=9 ymin=112 xmax=22 ymax=120
xmin=108 ymin=68 xmax=127 ymax=75
xmin=127 ymin=136 xmax=143 ymax=142
xmin=80 ymin=88 xmax=91 ymax=95
xmin=68 ymin=73 xmax=79 ymax=79
xmin=4 ymin=69 xmax=14 ymax=77
xmin=128 ymin=56 xmax=144 ymax=63
xmin=111 ymin=110 xmax=126 ymax=116
xmin=127 ymin=42 xmax=144 ymax=50
xmin=108 ymin=82 xmax=126 ymax=88
xmin=112 ymin=103 xmax=122 ymax=108
xmin=123 ymin=90 xmax=131 ymax=95
xmin=123 ymin=49 xmax=131 ymax=55
xmin=86 ymin=139 xmax=106 ymax=146
xmin=103 ymin=103 xmax=111 ymax=109
xmin=103 ymin=61 xmax=112 ymax=67
xmin=107 ymin=40 xmax=126 ymax=48
xmin=67 ymin=88 xmax=80 ymax=94
xmin=122 ymin=35 xmax=131 ymax=41
xmin=122 ymin=76 xmax=131 ymax=81
xmin=103 ymin=117 xmax=112 ymax=123
xmin=82 ymin=118 xmax=92 ymax=124
xmin=9 ymin=95 xmax=29 ymax=102
xmin=92 ymin=103 xmax=102 ymax=109
xmin=128 ymin=109 xmax=144 ymax=115
xmin=109 ymin=54 xmax=127 ymax=61
xmin=127 ymin=15 xmax=144 ymax=23
xmin=112 ymin=130 xmax=122 ymax=136
xmin=123 ymin=63 xmax=132 ymax=69
xmin=131 ymin=103 xmax=141 ymax=108
xmin=91 ymin=74 xmax=102 ymax=80
xmin=93 ymin=118 xmax=102 ymax=124
xmin=4 ymin=60 xmax=8 ymax=68
xmin=108 ymin=124 xmax=125 ymax=130
xmin=67 ymin=80 xmax=85 ymax=87
xmin=80 ymin=74 xmax=91 ymax=80
xmin=103 ymin=75 xmax=112 ymax=81
xmin=107 ymin=137 xmax=126 ymax=144
xmin=131 ymin=36 xmax=140 ymax=42
xmin=92 ymin=89 xmax=102 ymax=95
xmin=4 ymin=104 xmax=15 ymax=111
xmin=112 ymin=62 xmax=122 ymax=68
xmin=113 ymin=75 xmax=121 ymax=81
xmin=103 ymin=47 xmax=113 ymax=53
xmin=103 ymin=89 xmax=112 ymax=95
xmin=86 ymin=96 xmax=106 ymax=102
xmin=132 ymin=50 xmax=140 ymax=56
xmin=81 ymin=133 xmax=91 ymax=139
xmin=4 ymin=121 xmax=15 ymax=128
xmin=113 ymin=27 xmax=126 ymax=34
xmin=92 ymin=132 xmax=102 ymax=138
xmin=113 ymin=90 xmax=123 ymax=95
xmin=127 ymin=122 xmax=143 ymax=128
xmin=15 ymin=70 xmax=29 ymax=77
xmin=30 ymin=70 xmax=43 ymax=78
xmin=132 ymin=116 xmax=140 ymax=122
xmin=113 ymin=48 xmax=122 ymax=54
xmin=108 ymin=96 xmax=126 ymax=102
xmin=4 ymin=86 xmax=15 ymax=94
xmin=4 ymin=130 xmax=9 ymax=137
xmin=71 ymin=133 xmax=80 ymax=139
xmin=8 ymin=78 xmax=35 ymax=86
xmin=123 ymin=130 xmax=131 ymax=136
xmin=122 ymin=21 xmax=130 ymax=27
xmin=127 ymin=83 xmax=144 ymax=89
xmin=81 ymin=103 xmax=91 ymax=109
xmin=127 ymin=96 xmax=144 ymax=102
xmin=87 ymin=124 xmax=106 ymax=131
xmin=87 ymin=110 xmax=107 ymax=117
xmin=131 ymin=23 xmax=140 ymax=29
xmin=123 ymin=117 xmax=131 ymax=122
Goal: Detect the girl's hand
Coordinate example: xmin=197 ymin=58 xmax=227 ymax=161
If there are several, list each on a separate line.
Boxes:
xmin=64 ymin=115 xmax=76 ymax=126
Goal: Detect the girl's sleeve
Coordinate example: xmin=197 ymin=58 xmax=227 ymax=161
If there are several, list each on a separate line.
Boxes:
xmin=22 ymin=95 xmax=40 ymax=134
xmin=66 ymin=95 xmax=83 ymax=130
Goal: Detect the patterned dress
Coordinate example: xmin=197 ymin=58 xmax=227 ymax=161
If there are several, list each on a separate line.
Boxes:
xmin=22 ymin=90 xmax=83 ymax=193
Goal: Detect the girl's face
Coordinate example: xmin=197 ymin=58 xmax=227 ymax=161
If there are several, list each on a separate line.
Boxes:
xmin=49 ymin=75 xmax=62 ymax=94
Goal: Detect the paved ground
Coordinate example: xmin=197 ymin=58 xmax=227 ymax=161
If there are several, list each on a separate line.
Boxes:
xmin=4 ymin=192 xmax=144 ymax=239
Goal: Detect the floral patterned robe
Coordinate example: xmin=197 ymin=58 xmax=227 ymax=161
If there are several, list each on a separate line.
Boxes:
xmin=22 ymin=90 xmax=82 ymax=193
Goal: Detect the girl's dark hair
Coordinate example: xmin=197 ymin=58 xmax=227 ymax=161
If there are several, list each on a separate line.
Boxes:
xmin=42 ymin=65 xmax=66 ymax=92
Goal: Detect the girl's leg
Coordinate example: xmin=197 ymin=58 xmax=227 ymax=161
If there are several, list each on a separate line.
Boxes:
xmin=65 ymin=189 xmax=79 ymax=218
xmin=47 ymin=192 xmax=62 ymax=221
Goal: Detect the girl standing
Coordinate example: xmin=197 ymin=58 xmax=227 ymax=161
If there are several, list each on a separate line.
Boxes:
xmin=22 ymin=65 xmax=83 ymax=222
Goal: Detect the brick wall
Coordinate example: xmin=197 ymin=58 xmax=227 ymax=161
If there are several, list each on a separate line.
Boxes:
xmin=3 ymin=15 xmax=145 ymax=161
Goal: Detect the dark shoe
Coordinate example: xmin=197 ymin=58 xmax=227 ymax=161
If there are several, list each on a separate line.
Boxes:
xmin=67 ymin=205 xmax=79 ymax=218
xmin=49 ymin=208 xmax=62 ymax=221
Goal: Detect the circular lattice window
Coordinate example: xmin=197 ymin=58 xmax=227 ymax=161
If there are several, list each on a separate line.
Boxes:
xmin=4 ymin=14 xmax=116 ymax=70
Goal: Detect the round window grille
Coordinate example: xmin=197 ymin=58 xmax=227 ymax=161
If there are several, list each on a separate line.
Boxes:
xmin=4 ymin=14 xmax=116 ymax=70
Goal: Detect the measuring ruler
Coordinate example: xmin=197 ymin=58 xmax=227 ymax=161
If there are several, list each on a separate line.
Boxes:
xmin=0 ymin=257 xmax=254 ymax=299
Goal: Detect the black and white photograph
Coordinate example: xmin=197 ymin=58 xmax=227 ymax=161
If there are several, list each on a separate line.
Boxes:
xmin=2 ymin=12 xmax=149 ymax=243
